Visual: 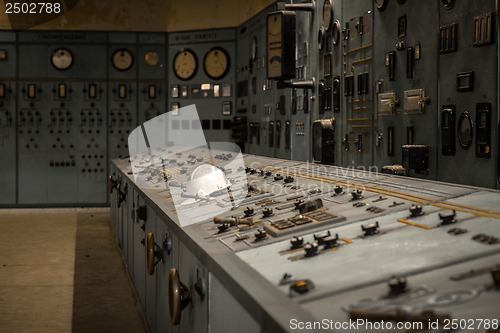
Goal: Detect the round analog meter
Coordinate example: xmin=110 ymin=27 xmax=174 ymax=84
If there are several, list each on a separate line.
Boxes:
xmin=458 ymin=111 xmax=473 ymax=149
xmin=375 ymin=0 xmax=389 ymax=11
xmin=203 ymin=47 xmax=229 ymax=80
xmin=251 ymin=36 xmax=258 ymax=61
xmin=51 ymin=48 xmax=73 ymax=70
xmin=112 ymin=49 xmax=134 ymax=71
xmin=145 ymin=51 xmax=159 ymax=66
xmin=323 ymin=0 xmax=333 ymax=30
xmin=173 ymin=49 xmax=197 ymax=80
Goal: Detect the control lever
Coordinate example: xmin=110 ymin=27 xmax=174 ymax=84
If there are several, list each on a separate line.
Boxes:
xmin=80 ymin=111 xmax=87 ymax=127
xmin=88 ymin=111 xmax=94 ymax=126
xmin=57 ymin=110 xmax=64 ymax=127
xmin=168 ymin=268 xmax=192 ymax=325
xmin=342 ymin=134 xmax=349 ymax=151
xmin=66 ymin=111 xmax=72 ymax=126
xmin=276 ymin=0 xmax=314 ymax=12
xmin=213 ymin=216 xmax=259 ymax=226
xmin=35 ymin=111 xmax=42 ymax=127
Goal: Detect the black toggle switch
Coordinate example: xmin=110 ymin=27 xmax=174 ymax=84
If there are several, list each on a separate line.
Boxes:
xmin=303 ymin=242 xmax=319 ymax=257
xmin=388 ymin=275 xmax=407 ymax=294
xmin=262 ymin=208 xmax=274 ymax=217
xmin=265 ymin=170 xmax=272 ymax=177
xmin=284 ymin=176 xmax=294 ymax=183
xmin=439 ymin=210 xmax=457 ymax=225
xmin=314 ymin=230 xmax=331 ymax=245
xmin=351 ymin=189 xmax=364 ymax=200
xmin=323 ymin=234 xmax=340 ymax=249
xmin=290 ymin=236 xmax=304 ymax=250
xmin=298 ymin=198 xmax=324 ymax=214
xmin=254 ymin=229 xmax=267 ymax=241
xmin=334 ymin=185 xmax=343 ymax=195
xmin=218 ymin=223 xmax=231 ymax=233
xmin=249 ymin=168 xmax=257 ymax=174
xmin=274 ymin=173 xmax=283 ymax=181
xmin=362 ymin=221 xmax=380 ymax=236
xmin=244 ymin=207 xmax=255 ymax=217
xmin=409 ymin=204 xmax=424 ymax=217
xmin=294 ymin=199 xmax=305 ymax=209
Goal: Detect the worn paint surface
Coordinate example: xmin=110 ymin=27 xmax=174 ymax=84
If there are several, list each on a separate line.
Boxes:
xmin=0 ymin=0 xmax=275 ymax=31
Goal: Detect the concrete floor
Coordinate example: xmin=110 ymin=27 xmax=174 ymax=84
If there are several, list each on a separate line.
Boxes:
xmin=0 ymin=208 xmax=148 ymax=333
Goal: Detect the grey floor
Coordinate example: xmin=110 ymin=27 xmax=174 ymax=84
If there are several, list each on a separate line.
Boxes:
xmin=0 ymin=208 xmax=148 ymax=333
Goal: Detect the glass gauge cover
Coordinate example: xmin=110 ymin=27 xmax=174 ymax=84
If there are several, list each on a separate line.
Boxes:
xmin=51 ymin=48 xmax=73 ymax=70
xmin=145 ymin=51 xmax=159 ymax=66
xmin=203 ymin=47 xmax=229 ymax=80
xmin=173 ymin=49 xmax=198 ymax=80
xmin=112 ymin=49 xmax=134 ymax=71
xmin=323 ymin=0 xmax=333 ymax=30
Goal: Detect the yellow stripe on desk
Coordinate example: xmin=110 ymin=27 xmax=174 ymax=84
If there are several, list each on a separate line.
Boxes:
xmin=397 ymin=218 xmax=433 ymax=229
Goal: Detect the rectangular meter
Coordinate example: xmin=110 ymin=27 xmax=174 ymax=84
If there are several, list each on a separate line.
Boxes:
xmin=266 ymin=11 xmax=296 ymax=80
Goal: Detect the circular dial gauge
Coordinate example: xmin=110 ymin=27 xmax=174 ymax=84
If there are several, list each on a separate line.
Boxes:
xmin=458 ymin=111 xmax=473 ymax=149
xmin=375 ymin=0 xmax=389 ymax=11
xmin=203 ymin=47 xmax=229 ymax=80
xmin=173 ymin=49 xmax=197 ymax=80
xmin=332 ymin=20 xmax=341 ymax=45
xmin=323 ymin=0 xmax=333 ymax=30
xmin=251 ymin=36 xmax=258 ymax=61
xmin=112 ymin=49 xmax=134 ymax=71
xmin=442 ymin=0 xmax=455 ymax=9
xmin=51 ymin=48 xmax=73 ymax=70
xmin=268 ymin=14 xmax=282 ymax=36
xmin=145 ymin=51 xmax=159 ymax=66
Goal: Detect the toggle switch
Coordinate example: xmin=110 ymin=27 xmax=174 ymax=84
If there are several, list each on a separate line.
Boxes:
xmin=290 ymin=236 xmax=304 ymax=250
xmin=323 ymin=234 xmax=340 ymax=249
xmin=361 ymin=221 xmax=380 ymax=236
xmin=439 ymin=210 xmax=457 ymax=225
xmin=388 ymin=275 xmax=407 ymax=294
xmin=409 ymin=204 xmax=424 ymax=217
xmin=303 ymin=242 xmax=319 ymax=257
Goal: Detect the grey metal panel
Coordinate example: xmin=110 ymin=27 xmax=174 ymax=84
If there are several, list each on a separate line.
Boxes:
xmin=438 ymin=0 xmax=498 ymax=188
xmin=0 ymin=43 xmax=17 ymax=205
xmin=17 ymin=31 xmax=106 ymax=44
xmin=108 ymin=32 xmax=137 ymax=44
xmin=133 ymin=193 xmax=147 ymax=310
xmin=145 ymin=204 xmax=158 ymax=331
xmin=209 ymin=273 xmax=260 ymax=333
xmin=0 ymin=31 xmax=16 ymax=42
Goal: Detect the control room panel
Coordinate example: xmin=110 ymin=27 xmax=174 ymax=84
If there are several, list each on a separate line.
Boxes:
xmin=0 ymin=0 xmax=499 ymax=209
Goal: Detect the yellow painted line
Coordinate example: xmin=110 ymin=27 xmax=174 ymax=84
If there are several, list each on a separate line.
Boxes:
xmin=341 ymin=237 xmax=353 ymax=244
xmin=438 ymin=201 xmax=500 ymax=216
xmin=397 ymin=218 xmax=433 ymax=229
xmin=432 ymin=203 xmax=500 ymax=220
xmin=352 ymin=57 xmax=372 ymax=65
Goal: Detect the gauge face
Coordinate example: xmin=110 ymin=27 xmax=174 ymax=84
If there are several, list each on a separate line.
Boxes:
xmin=112 ymin=49 xmax=134 ymax=71
xmin=251 ymin=36 xmax=258 ymax=61
xmin=145 ymin=51 xmax=159 ymax=66
xmin=174 ymin=49 xmax=197 ymax=80
xmin=51 ymin=48 xmax=73 ymax=70
xmin=458 ymin=112 xmax=473 ymax=149
xmin=323 ymin=0 xmax=333 ymax=30
xmin=332 ymin=20 xmax=340 ymax=45
xmin=375 ymin=0 xmax=389 ymax=11
xmin=268 ymin=13 xmax=282 ymax=36
xmin=204 ymin=47 xmax=229 ymax=80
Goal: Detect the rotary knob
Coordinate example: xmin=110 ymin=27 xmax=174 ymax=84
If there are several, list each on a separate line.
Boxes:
xmin=249 ymin=168 xmax=257 ymax=174
xmin=245 ymin=167 xmax=251 ymax=173
xmin=290 ymin=236 xmax=304 ymax=250
xmin=361 ymin=221 xmax=380 ymax=236
xmin=262 ymin=208 xmax=274 ymax=217
xmin=304 ymin=242 xmax=319 ymax=257
xmin=284 ymin=176 xmax=294 ymax=183
xmin=409 ymin=204 xmax=424 ymax=217
xmin=274 ymin=173 xmax=284 ymax=181
xmin=388 ymin=276 xmax=407 ymax=294
xmin=254 ymin=229 xmax=267 ymax=241
xmin=439 ymin=210 xmax=456 ymax=225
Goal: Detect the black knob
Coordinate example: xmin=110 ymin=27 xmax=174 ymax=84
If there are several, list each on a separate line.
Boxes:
xmin=439 ymin=210 xmax=456 ymax=225
xmin=262 ymin=208 xmax=273 ymax=217
xmin=265 ymin=170 xmax=272 ymax=177
xmin=303 ymin=242 xmax=319 ymax=257
xmin=361 ymin=221 xmax=380 ymax=236
xmin=249 ymin=168 xmax=257 ymax=174
xmin=284 ymin=176 xmax=294 ymax=183
xmin=218 ymin=223 xmax=230 ymax=233
xmin=245 ymin=166 xmax=251 ymax=173
xmin=254 ymin=229 xmax=267 ymax=241
xmin=244 ymin=207 xmax=254 ymax=217
xmin=409 ymin=204 xmax=424 ymax=217
xmin=314 ymin=230 xmax=331 ymax=245
xmin=290 ymin=236 xmax=304 ymax=250
xmin=351 ymin=189 xmax=363 ymax=200
xmin=274 ymin=173 xmax=283 ymax=181
xmin=294 ymin=199 xmax=305 ymax=209
xmin=388 ymin=276 xmax=407 ymax=294
xmin=323 ymin=234 xmax=340 ymax=249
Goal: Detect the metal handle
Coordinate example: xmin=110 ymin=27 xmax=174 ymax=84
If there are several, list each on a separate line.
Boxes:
xmin=168 ymin=268 xmax=192 ymax=326
xmin=146 ymin=232 xmax=164 ymax=275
